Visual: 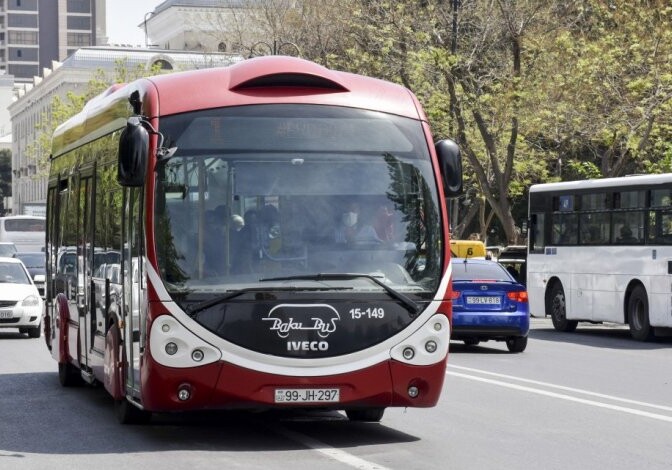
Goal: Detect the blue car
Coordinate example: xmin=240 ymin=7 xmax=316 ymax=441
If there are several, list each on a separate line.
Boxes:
xmin=450 ymin=258 xmax=529 ymax=352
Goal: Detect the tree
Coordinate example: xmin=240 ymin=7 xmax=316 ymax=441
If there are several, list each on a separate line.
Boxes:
xmin=329 ymin=1 xmax=571 ymax=243
xmin=530 ymin=1 xmax=672 ymax=179
xmin=335 ymin=0 xmax=672 ymax=243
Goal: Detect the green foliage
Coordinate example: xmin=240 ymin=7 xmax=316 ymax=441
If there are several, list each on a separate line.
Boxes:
xmin=318 ymin=0 xmax=672 ymax=243
xmin=26 ymin=60 xmax=165 ymax=177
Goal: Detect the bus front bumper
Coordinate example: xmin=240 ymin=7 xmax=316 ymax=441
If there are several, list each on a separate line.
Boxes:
xmin=140 ymin=358 xmax=447 ymax=412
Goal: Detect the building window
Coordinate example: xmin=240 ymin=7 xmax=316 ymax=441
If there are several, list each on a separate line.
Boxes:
xmin=8 ymin=63 xmax=38 ymax=77
xmin=10 ymin=47 xmax=37 ymax=60
xmin=67 ymin=32 xmax=91 ymax=46
xmin=67 ymin=15 xmax=91 ymax=30
xmin=8 ymin=13 xmax=38 ymax=28
xmin=8 ymin=30 xmax=38 ymax=45
xmin=12 ymin=0 xmax=38 ymax=11
xmin=67 ymin=0 xmax=91 ymax=13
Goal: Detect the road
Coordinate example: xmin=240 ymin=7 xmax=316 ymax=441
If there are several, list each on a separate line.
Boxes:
xmin=1 ymin=318 xmax=671 ymax=470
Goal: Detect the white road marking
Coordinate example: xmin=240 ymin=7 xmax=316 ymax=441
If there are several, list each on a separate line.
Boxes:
xmin=449 ymin=364 xmax=672 ymax=412
xmin=270 ymin=424 xmax=392 ymax=470
xmin=447 ymin=368 xmax=672 ymax=423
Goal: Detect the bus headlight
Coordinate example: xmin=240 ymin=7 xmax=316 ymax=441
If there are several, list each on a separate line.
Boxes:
xmin=150 ymin=316 xmax=221 ymax=367
xmin=391 ymin=314 xmax=450 ymax=365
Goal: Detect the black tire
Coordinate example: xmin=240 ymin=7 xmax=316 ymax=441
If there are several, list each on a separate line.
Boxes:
xmin=115 ymin=398 xmax=152 ymax=425
xmin=628 ymin=285 xmax=655 ymax=341
xmin=58 ymin=361 xmax=83 ymax=387
xmin=345 ymin=408 xmax=385 ymax=422
xmin=463 ymin=339 xmax=480 ymax=346
xmin=27 ymin=325 xmax=41 ymax=338
xmin=548 ymin=283 xmax=578 ymax=332
xmin=506 ymin=336 xmax=527 ymax=353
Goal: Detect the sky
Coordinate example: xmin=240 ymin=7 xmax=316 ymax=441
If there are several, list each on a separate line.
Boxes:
xmin=105 ymin=0 xmax=166 ymax=46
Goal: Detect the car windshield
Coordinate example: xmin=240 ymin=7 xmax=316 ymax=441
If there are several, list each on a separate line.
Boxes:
xmin=13 ymin=253 xmax=45 ymax=268
xmin=0 ymin=244 xmax=17 ymax=257
xmin=154 ymin=104 xmax=443 ymax=304
xmin=452 ymin=260 xmax=512 ymax=281
xmin=0 ymin=262 xmax=31 ymax=284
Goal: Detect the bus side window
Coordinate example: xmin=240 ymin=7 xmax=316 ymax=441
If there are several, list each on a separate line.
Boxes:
xmin=649 ymin=210 xmax=672 ymax=244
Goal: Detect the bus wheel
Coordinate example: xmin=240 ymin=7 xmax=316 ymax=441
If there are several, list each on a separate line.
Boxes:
xmin=345 ymin=408 xmax=385 ymax=422
xmin=628 ymin=285 xmax=655 ymax=342
xmin=549 ymin=283 xmax=578 ymax=332
xmin=506 ymin=336 xmax=527 ymax=353
xmin=115 ymin=398 xmax=151 ymax=425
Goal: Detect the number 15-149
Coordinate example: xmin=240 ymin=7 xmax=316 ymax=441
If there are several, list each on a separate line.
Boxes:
xmin=350 ymin=308 xmax=385 ymax=319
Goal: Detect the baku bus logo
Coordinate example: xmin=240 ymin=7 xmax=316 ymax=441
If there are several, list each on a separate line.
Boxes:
xmin=262 ymin=304 xmax=340 ymax=339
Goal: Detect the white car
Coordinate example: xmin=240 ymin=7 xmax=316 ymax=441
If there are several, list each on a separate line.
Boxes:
xmin=0 ymin=257 xmax=44 ymax=338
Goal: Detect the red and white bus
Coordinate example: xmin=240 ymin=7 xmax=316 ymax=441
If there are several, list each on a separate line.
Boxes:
xmin=45 ymin=56 xmax=462 ymax=423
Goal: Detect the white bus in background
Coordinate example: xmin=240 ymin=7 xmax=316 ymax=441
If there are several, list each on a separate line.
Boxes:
xmin=0 ymin=216 xmax=46 ymax=252
xmin=527 ymin=174 xmax=672 ymax=341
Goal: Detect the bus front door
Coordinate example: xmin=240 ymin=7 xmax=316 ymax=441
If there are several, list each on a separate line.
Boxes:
xmin=77 ymin=174 xmax=94 ymax=376
xmin=123 ymin=188 xmax=144 ymax=397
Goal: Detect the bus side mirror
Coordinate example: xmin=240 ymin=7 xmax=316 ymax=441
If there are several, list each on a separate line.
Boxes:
xmin=117 ymin=117 xmax=149 ymax=187
xmin=436 ymin=139 xmax=463 ymax=198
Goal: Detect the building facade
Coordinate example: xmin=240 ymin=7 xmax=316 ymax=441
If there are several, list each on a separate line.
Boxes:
xmin=8 ymin=46 xmax=241 ymax=215
xmin=0 ymin=0 xmax=106 ymax=83
xmin=143 ymin=0 xmax=265 ymax=55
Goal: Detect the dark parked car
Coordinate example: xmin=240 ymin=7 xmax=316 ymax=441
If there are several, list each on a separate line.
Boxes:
xmin=12 ymin=252 xmax=46 ymax=297
xmin=497 ymin=245 xmax=527 ymax=286
xmin=451 ymin=258 xmax=529 ymax=352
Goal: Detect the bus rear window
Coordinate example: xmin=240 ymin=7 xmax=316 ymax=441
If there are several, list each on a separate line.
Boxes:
xmin=5 ymin=219 xmax=45 ymax=232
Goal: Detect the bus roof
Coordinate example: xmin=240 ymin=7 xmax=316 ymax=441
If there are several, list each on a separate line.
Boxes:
xmin=52 ymin=56 xmax=426 ymax=159
xmin=143 ymin=55 xmax=424 ymax=119
xmin=530 ymin=173 xmax=672 ymax=193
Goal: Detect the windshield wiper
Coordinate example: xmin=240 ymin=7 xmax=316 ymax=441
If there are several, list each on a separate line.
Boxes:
xmin=186 ymin=285 xmax=353 ymax=316
xmin=260 ymin=273 xmax=422 ymax=317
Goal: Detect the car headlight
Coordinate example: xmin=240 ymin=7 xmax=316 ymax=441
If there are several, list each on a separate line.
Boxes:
xmin=22 ymin=295 xmax=40 ymax=307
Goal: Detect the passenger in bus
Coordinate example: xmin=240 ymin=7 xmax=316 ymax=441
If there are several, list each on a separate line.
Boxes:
xmin=334 ymin=202 xmax=383 ymax=245
xmin=203 ymin=205 xmax=230 ymax=276
xmin=617 ymin=226 xmax=637 ymax=243
xmin=231 ymin=209 xmax=260 ymax=274
xmin=372 ymin=205 xmax=396 ymax=242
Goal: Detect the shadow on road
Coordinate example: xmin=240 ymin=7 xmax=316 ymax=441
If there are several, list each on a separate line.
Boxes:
xmin=529 ymin=318 xmax=672 ymax=350
xmin=0 ymin=331 xmax=32 ymax=341
xmin=0 ymin=371 xmax=418 ymax=457
xmin=448 ymin=341 xmax=513 ymax=354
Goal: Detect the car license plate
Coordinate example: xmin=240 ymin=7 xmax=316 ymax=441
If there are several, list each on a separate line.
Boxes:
xmin=0 ymin=310 xmax=13 ymax=319
xmin=466 ymin=296 xmax=501 ymax=305
xmin=275 ymin=388 xmax=340 ymax=403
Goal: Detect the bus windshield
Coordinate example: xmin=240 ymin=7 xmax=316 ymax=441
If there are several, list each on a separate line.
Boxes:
xmin=154 ymin=104 xmax=442 ymax=302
